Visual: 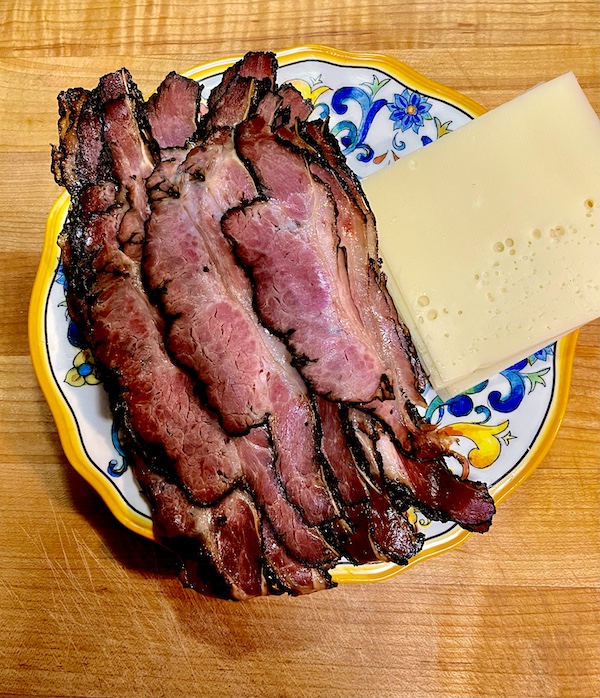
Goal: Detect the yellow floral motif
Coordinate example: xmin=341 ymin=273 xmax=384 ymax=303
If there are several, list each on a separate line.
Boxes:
xmin=434 ymin=116 xmax=453 ymax=138
xmin=437 ymin=420 xmax=511 ymax=470
xmin=65 ymin=349 xmax=101 ymax=387
xmin=285 ymin=78 xmax=330 ymax=104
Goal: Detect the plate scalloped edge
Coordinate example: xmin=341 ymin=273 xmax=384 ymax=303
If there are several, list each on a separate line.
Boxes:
xmin=28 ymin=44 xmax=579 ymax=586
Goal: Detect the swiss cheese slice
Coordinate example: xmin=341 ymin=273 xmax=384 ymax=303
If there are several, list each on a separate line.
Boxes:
xmin=362 ymin=72 xmax=600 ymax=399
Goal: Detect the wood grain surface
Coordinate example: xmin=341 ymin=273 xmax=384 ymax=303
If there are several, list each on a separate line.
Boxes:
xmin=1 ymin=1 xmax=598 ymax=696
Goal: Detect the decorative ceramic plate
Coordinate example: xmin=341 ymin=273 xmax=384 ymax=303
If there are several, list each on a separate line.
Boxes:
xmin=30 ymin=45 xmax=577 ymax=585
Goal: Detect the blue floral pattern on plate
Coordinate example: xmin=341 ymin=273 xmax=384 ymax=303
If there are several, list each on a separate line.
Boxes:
xmin=388 ymin=88 xmax=433 ymax=133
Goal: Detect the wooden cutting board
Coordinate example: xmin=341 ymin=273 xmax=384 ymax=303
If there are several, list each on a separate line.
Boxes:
xmin=0 ymin=1 xmax=598 ymax=697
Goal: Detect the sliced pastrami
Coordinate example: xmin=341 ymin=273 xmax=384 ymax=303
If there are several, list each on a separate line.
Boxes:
xmin=338 ymin=489 xmax=424 ymax=566
xmin=65 ymin=205 xmax=244 ymax=504
xmin=52 ymin=87 xmax=110 ymax=194
xmin=278 ymin=121 xmax=428 ymax=421
xmin=309 ymin=150 xmax=424 ymax=405
xmin=317 ymin=398 xmax=423 ymax=564
xmin=315 ymin=394 xmax=380 ymax=563
xmin=144 ymin=127 xmax=338 ymax=527
xmin=274 ymin=83 xmax=313 ymax=127
xmin=136 ymin=465 xmax=268 ymax=600
xmin=275 ymin=118 xmax=495 ymax=532
xmin=55 ymin=78 xmax=244 ymax=505
xmin=98 ymin=70 xmax=155 ymax=183
xmin=137 ymin=399 xmax=339 ymax=597
xmin=261 ymin=518 xmax=334 ymax=595
xmin=343 ymin=406 xmax=387 ymax=493
xmin=206 ymin=51 xmax=277 ymax=115
xmin=236 ymin=426 xmax=339 ymax=566
xmin=203 ymin=52 xmax=277 ymax=135
xmin=377 ymin=432 xmax=496 ymax=533
xmin=345 ymin=404 xmax=494 ymax=534
xmin=147 ymin=72 xmax=201 ymax=149
xmin=223 ymin=113 xmax=389 ymax=403
xmin=352 ymin=408 xmax=496 ymax=532
xmin=96 ymin=70 xmax=155 ymax=261
xmin=367 ymin=487 xmax=423 ymax=564
xmin=314 ymin=396 xmax=368 ymax=507
xmin=337 ymin=503 xmax=381 ymax=564
xmin=53 ymin=54 xmax=499 ymax=598
xmin=289 ymin=123 xmax=435 ymax=456
xmin=87 ymin=240 xmax=244 ymax=504
xmin=54 ymin=71 xmax=293 ymax=598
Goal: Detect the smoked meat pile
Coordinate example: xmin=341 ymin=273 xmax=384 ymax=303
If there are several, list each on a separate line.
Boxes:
xmin=51 ymin=51 xmax=495 ymax=600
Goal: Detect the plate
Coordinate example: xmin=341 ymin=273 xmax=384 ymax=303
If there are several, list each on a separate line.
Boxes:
xmin=29 ymin=45 xmax=577 ymax=585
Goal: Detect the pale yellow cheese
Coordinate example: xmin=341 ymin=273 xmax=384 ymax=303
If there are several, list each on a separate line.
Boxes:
xmin=362 ymin=73 xmax=600 ymax=399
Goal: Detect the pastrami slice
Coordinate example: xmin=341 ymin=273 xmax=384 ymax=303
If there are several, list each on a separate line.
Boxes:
xmin=147 ymin=72 xmax=202 ymax=149
xmin=206 ymin=51 xmax=277 ymax=114
xmin=224 ymin=114 xmax=389 ymax=403
xmin=137 ymin=466 xmax=268 ymax=600
xmin=261 ymin=518 xmax=334 ymax=596
xmin=145 ymin=117 xmax=340 ymax=527
xmin=236 ymin=427 xmax=340 ymax=567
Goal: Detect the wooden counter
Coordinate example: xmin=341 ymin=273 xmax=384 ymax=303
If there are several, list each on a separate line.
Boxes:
xmin=1 ymin=1 xmax=598 ymax=696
